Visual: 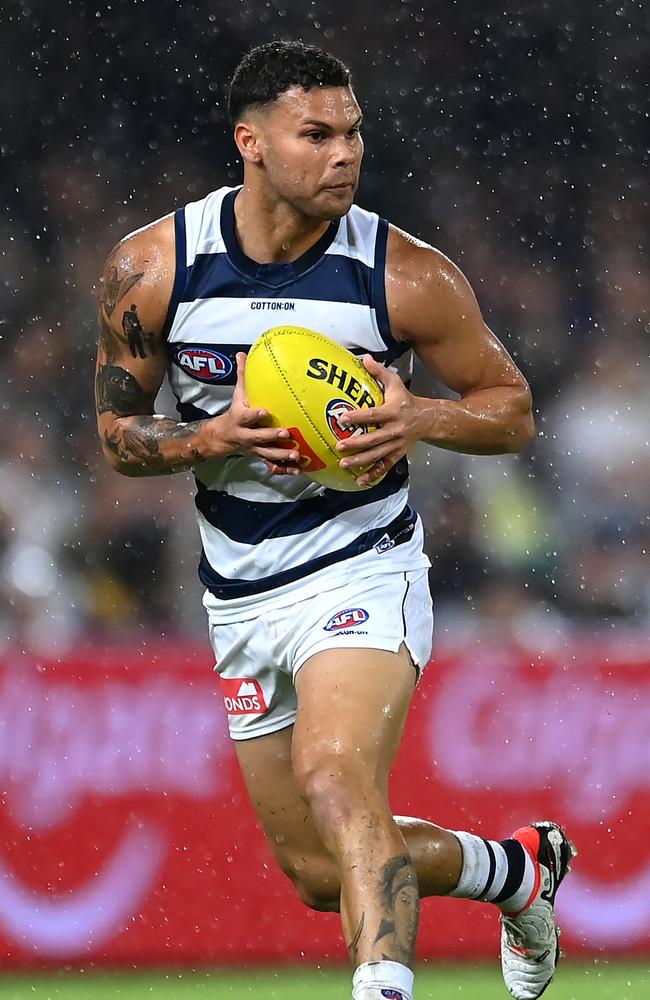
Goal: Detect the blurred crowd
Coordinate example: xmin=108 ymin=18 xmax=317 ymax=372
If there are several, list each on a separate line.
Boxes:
xmin=2 ymin=1 xmax=648 ymax=652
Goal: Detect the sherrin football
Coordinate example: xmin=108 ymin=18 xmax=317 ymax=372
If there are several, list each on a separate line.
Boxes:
xmin=245 ymin=326 xmax=386 ymax=492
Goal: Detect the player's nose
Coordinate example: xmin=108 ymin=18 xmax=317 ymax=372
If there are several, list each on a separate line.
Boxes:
xmin=330 ymin=137 xmax=357 ymax=168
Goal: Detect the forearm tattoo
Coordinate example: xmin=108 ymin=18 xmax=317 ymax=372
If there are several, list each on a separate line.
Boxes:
xmin=102 ymin=414 xmax=204 ymax=474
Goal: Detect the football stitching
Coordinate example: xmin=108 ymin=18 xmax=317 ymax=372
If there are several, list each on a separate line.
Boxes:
xmin=263 ymin=328 xmax=376 ymax=479
xmin=264 ymin=330 xmax=336 ymax=459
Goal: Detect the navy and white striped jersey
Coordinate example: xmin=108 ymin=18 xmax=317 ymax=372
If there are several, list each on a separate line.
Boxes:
xmin=164 ymin=186 xmax=429 ymax=615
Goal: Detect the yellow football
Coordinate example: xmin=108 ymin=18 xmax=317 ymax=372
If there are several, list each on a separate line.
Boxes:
xmin=245 ymin=326 xmax=386 ymax=492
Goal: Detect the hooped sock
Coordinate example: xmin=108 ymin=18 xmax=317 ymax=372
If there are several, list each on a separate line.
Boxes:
xmin=448 ymin=830 xmax=536 ymax=913
xmin=352 ymin=960 xmax=414 ymax=1000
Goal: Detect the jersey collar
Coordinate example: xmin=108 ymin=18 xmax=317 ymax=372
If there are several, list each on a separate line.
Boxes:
xmin=221 ymin=188 xmax=340 ymax=287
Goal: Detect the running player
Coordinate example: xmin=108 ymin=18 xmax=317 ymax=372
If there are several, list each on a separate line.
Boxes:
xmin=94 ymin=41 xmax=573 ymax=1000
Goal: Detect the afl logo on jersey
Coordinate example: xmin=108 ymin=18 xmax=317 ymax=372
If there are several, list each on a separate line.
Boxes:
xmin=174 ymin=347 xmax=233 ymax=383
xmin=325 ymin=398 xmax=366 ymax=441
xmin=324 ymin=608 xmax=370 ymax=631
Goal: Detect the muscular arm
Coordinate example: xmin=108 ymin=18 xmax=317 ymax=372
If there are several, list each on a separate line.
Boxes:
xmin=386 ymin=227 xmax=534 ymax=455
xmin=95 ymin=219 xmax=298 ymax=477
xmin=95 ymin=217 xmax=209 ymax=476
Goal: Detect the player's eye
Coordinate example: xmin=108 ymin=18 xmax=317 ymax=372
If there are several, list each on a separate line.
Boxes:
xmin=305 ymin=131 xmax=325 ymax=142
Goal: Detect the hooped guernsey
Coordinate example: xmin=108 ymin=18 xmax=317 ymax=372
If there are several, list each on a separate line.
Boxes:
xmin=164 ymin=186 xmax=429 ymax=618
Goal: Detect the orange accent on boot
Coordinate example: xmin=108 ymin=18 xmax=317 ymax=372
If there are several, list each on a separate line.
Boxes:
xmin=509 ymin=945 xmax=534 ymax=957
xmin=503 ymin=826 xmax=541 ymax=917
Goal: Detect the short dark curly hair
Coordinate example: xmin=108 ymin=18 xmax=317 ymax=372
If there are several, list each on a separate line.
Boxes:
xmin=228 ymin=41 xmax=351 ymax=124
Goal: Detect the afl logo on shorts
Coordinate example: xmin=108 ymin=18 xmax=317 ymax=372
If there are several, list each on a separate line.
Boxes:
xmin=325 ymin=398 xmax=365 ymax=441
xmin=174 ymin=347 xmax=233 ymax=382
xmin=324 ymin=608 xmax=370 ymax=632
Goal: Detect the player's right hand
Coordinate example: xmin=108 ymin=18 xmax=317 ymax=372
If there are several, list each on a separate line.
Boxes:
xmin=201 ymin=353 xmax=302 ymax=474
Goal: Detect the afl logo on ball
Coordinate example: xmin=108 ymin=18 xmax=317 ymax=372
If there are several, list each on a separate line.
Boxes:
xmin=324 ymin=608 xmax=370 ymax=631
xmin=174 ymin=346 xmax=233 ymax=383
xmin=325 ymin=398 xmax=365 ymax=441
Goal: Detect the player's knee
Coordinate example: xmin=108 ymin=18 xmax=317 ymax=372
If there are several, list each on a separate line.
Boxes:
xmin=293 ymin=751 xmax=366 ymax=828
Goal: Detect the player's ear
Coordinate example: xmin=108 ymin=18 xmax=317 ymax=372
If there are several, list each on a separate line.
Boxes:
xmin=234 ymin=120 xmax=264 ymax=164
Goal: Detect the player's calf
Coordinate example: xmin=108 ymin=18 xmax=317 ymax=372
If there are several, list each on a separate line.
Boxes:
xmin=277 ymin=851 xmax=340 ymax=912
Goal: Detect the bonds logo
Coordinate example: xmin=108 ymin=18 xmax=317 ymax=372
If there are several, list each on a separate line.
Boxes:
xmin=325 ymin=398 xmax=365 ymax=442
xmin=175 ymin=347 xmax=233 ymax=383
xmin=323 ymin=608 xmax=369 ymax=632
xmin=221 ymin=678 xmax=268 ymax=715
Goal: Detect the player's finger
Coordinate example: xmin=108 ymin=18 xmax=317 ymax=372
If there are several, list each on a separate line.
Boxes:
xmin=255 ymin=445 xmax=302 ymax=463
xmin=233 ymin=353 xmax=275 ymax=426
xmin=336 ymin=428 xmax=393 ymax=453
xmin=237 ymin=408 xmax=278 ymax=430
xmin=355 ymin=454 xmax=398 ymax=487
xmin=338 ymin=406 xmax=385 ymax=427
xmin=233 ymin=352 xmax=248 ymax=405
xmin=360 ymin=353 xmax=391 ymax=387
xmin=339 ymin=442 xmax=395 ymax=469
xmin=263 ymin=460 xmax=302 ymax=476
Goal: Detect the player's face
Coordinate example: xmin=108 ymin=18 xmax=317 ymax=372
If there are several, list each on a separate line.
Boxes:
xmin=254 ymin=86 xmax=364 ymax=219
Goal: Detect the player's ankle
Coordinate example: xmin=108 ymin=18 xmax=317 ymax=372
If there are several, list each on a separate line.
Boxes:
xmin=448 ymin=830 xmax=536 ymax=912
xmin=352 ymin=960 xmax=413 ymax=1000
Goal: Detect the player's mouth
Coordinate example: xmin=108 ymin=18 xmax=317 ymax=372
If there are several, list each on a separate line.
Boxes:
xmin=322 ymin=180 xmax=356 ymax=190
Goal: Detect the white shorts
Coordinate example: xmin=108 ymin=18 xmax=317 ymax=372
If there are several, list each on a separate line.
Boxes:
xmin=206 ymin=567 xmax=433 ymax=740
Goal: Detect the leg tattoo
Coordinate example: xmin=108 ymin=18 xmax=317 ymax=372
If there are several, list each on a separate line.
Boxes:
xmin=347 ymin=911 xmax=365 ymax=964
xmin=372 ymin=854 xmax=419 ymax=966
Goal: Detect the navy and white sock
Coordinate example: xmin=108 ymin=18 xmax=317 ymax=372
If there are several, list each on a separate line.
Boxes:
xmin=448 ymin=831 xmax=536 ymax=913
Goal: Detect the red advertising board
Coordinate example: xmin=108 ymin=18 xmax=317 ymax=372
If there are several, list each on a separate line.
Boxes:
xmin=0 ymin=636 xmax=648 ymax=967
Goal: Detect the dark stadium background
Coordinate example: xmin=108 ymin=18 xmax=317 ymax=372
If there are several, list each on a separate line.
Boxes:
xmin=1 ymin=1 xmax=649 ymax=995
xmin=3 ymin=0 xmax=648 ymax=641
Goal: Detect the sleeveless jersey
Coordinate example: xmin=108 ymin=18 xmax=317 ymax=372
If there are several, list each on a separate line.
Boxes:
xmin=164 ymin=186 xmax=428 ymax=615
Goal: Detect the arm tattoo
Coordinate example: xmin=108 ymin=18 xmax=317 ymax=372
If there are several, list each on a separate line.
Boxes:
xmin=95 ymin=364 xmax=156 ymax=416
xmin=103 ymin=427 xmax=130 ymax=464
xmin=98 ymin=305 xmax=124 ymax=364
xmin=121 ymin=303 xmax=158 ymax=359
xmin=102 ymin=415 xmax=203 ymax=474
xmin=96 ymin=247 xmax=189 ymax=474
xmin=102 ymin=246 xmax=144 ymax=318
xmin=372 ymin=854 xmax=419 ymax=967
xmin=97 ymin=245 xmax=156 ymax=360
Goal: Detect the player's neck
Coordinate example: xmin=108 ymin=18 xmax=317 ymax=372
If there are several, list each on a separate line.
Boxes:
xmin=233 ymin=183 xmax=332 ymax=265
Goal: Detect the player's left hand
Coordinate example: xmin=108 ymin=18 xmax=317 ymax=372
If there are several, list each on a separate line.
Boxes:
xmin=336 ymin=354 xmax=425 ymax=487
